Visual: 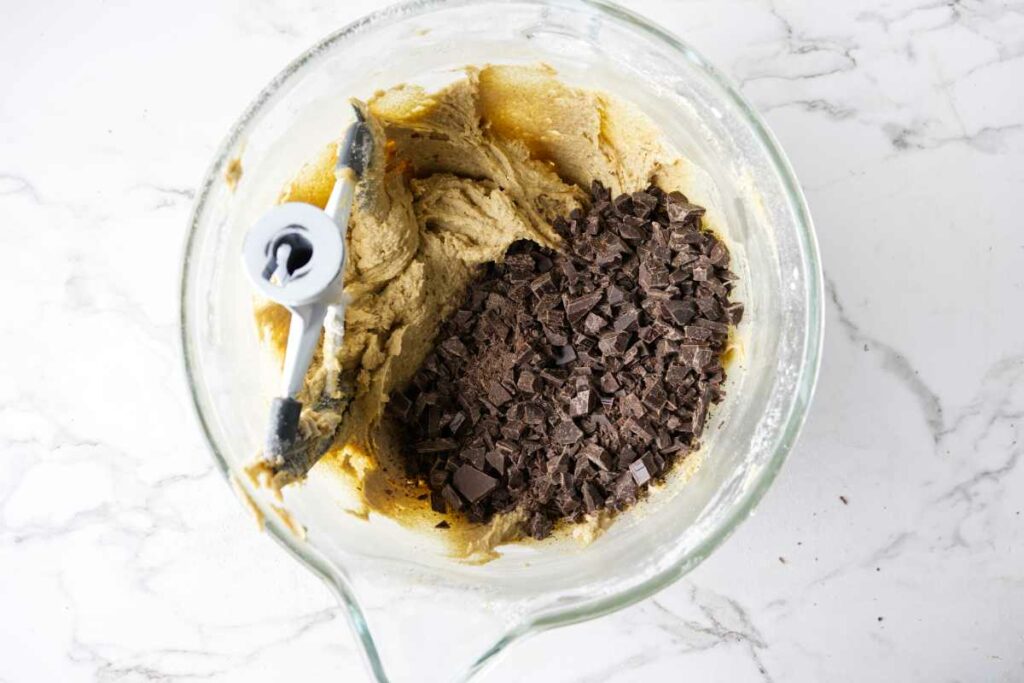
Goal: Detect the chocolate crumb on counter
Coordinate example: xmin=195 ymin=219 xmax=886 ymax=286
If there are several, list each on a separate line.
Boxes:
xmin=391 ymin=181 xmax=741 ymax=538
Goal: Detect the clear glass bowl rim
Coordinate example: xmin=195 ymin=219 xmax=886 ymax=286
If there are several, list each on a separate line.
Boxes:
xmin=179 ymin=0 xmax=824 ymax=676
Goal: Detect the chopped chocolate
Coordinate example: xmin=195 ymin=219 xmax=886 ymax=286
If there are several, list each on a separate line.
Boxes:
xmin=600 ymin=372 xmax=621 ymax=393
xmin=583 ymin=312 xmax=607 ymax=335
xmin=621 ymin=392 xmax=645 ymax=418
xmin=613 ymin=308 xmax=640 ymax=332
xmin=522 ymin=403 xmax=545 ymax=424
xmin=453 ymin=464 xmax=498 ymax=503
xmin=628 ymin=457 xmax=652 ymax=486
xmin=598 ymin=331 xmax=631 ymax=356
xmin=582 ymin=482 xmax=604 ymax=513
xmin=393 ymin=182 xmax=738 ymax=539
xmin=488 ymin=381 xmax=513 ymax=407
xmin=485 ymin=450 xmax=506 ymax=475
xmin=517 ymin=370 xmax=538 ymax=394
xmin=662 ymin=299 xmax=697 ymax=327
xmin=606 ymin=284 xmax=626 ymax=305
xmin=565 ymin=291 xmax=603 ymax=320
xmin=441 ymin=484 xmax=464 ymax=512
xmin=726 ymin=302 xmax=745 ymax=324
xmin=552 ymin=420 xmax=584 ymax=444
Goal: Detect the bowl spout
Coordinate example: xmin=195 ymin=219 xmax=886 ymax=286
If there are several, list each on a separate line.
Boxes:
xmin=321 ymin=560 xmax=525 ymax=682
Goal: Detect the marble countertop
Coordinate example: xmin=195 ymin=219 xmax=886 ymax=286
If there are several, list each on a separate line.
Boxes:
xmin=2 ymin=0 xmax=1022 ymax=680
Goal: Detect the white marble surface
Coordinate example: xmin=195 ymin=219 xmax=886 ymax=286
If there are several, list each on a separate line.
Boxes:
xmin=2 ymin=0 xmax=1023 ymax=680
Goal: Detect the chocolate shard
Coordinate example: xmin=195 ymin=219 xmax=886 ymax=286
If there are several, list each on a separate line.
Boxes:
xmin=390 ymin=393 xmax=414 ymax=421
xmin=569 ymin=388 xmax=593 ymax=417
xmin=600 ymin=372 xmax=621 ymax=393
xmin=582 ymin=443 xmax=613 ymax=471
xmin=517 ymin=369 xmax=538 ymax=393
xmin=565 ymin=291 xmax=603 ymax=320
xmin=642 ymin=383 xmax=668 ymax=411
xmin=611 ymin=472 xmax=638 ymax=505
xmin=552 ymin=420 xmax=584 ymax=444
xmin=598 ymin=331 xmax=631 ymax=356
xmin=726 ymin=302 xmax=745 ymax=324
xmin=683 ymin=325 xmax=713 ymax=343
xmin=488 ymin=381 xmax=513 ymax=407
xmin=665 ymin=194 xmax=706 ymax=224
xmin=582 ymin=481 xmax=605 ymax=513
xmin=522 ymin=403 xmax=546 ymax=424
xmin=606 ymin=284 xmax=626 ymax=305
xmin=695 ymin=317 xmax=730 ymax=334
xmin=554 ymin=345 xmax=577 ymax=365
xmin=440 ymin=336 xmax=468 ymax=359
xmin=448 ymin=411 xmax=467 ymax=435
xmin=463 ymin=446 xmax=487 ymax=470
xmin=485 ymin=450 xmax=507 ymax=475
xmin=634 ymin=190 xmax=659 ymax=217
xmin=613 ymin=308 xmax=640 ymax=332
xmin=662 ymin=299 xmax=697 ymax=326
xmin=453 ymin=464 xmax=498 ymax=504
xmin=527 ymin=513 xmax=554 ymax=539
xmin=561 ymin=259 xmax=579 ymax=286
xmin=708 ymin=242 xmax=729 ymax=266
xmin=583 ymin=312 xmax=607 ymax=335
xmin=442 ymin=484 xmax=465 ymax=511
xmin=638 ymin=263 xmax=670 ymax=290
xmin=621 ymin=392 xmax=645 ymax=418
xmin=628 ymin=458 xmax=652 ymax=486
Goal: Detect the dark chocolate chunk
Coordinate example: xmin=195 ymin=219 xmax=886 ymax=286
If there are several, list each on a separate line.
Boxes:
xmin=613 ymin=308 xmax=640 ymax=332
xmin=453 ymin=465 xmax=498 ymax=503
xmin=517 ymin=369 xmax=538 ymax=393
xmin=462 ymin=446 xmax=487 ymax=470
xmin=448 ymin=411 xmax=467 ymax=435
xmin=606 ymin=284 xmax=626 ymax=305
xmin=583 ymin=312 xmax=607 ymax=335
xmin=569 ymin=389 xmax=593 ymax=417
xmin=561 ymin=259 xmax=579 ymax=286
xmin=552 ymin=420 xmax=584 ymax=444
xmin=565 ymin=291 xmax=603 ymax=320
xmin=629 ymin=458 xmax=652 ymax=486
xmin=522 ymin=403 xmax=546 ymax=424
xmin=442 ymin=484 xmax=464 ymax=511
xmin=582 ymin=482 xmax=604 ymax=513
xmin=600 ymin=372 xmax=621 ymax=393
xmin=554 ymin=345 xmax=577 ymax=365
xmin=662 ymin=299 xmax=697 ymax=326
xmin=598 ymin=331 xmax=631 ymax=356
xmin=530 ymin=271 xmax=555 ymax=295
xmin=528 ymin=513 xmax=554 ymax=539
xmin=621 ymin=392 xmax=645 ymax=418
xmin=485 ymin=450 xmax=506 ymax=475
xmin=488 ymin=381 xmax=513 ymax=407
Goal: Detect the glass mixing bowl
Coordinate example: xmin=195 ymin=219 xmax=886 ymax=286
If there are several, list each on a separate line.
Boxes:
xmin=180 ymin=0 xmax=823 ymax=680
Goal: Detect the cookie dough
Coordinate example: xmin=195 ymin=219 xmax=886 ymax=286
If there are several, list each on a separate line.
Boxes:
xmin=250 ymin=64 xmax=695 ymax=534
